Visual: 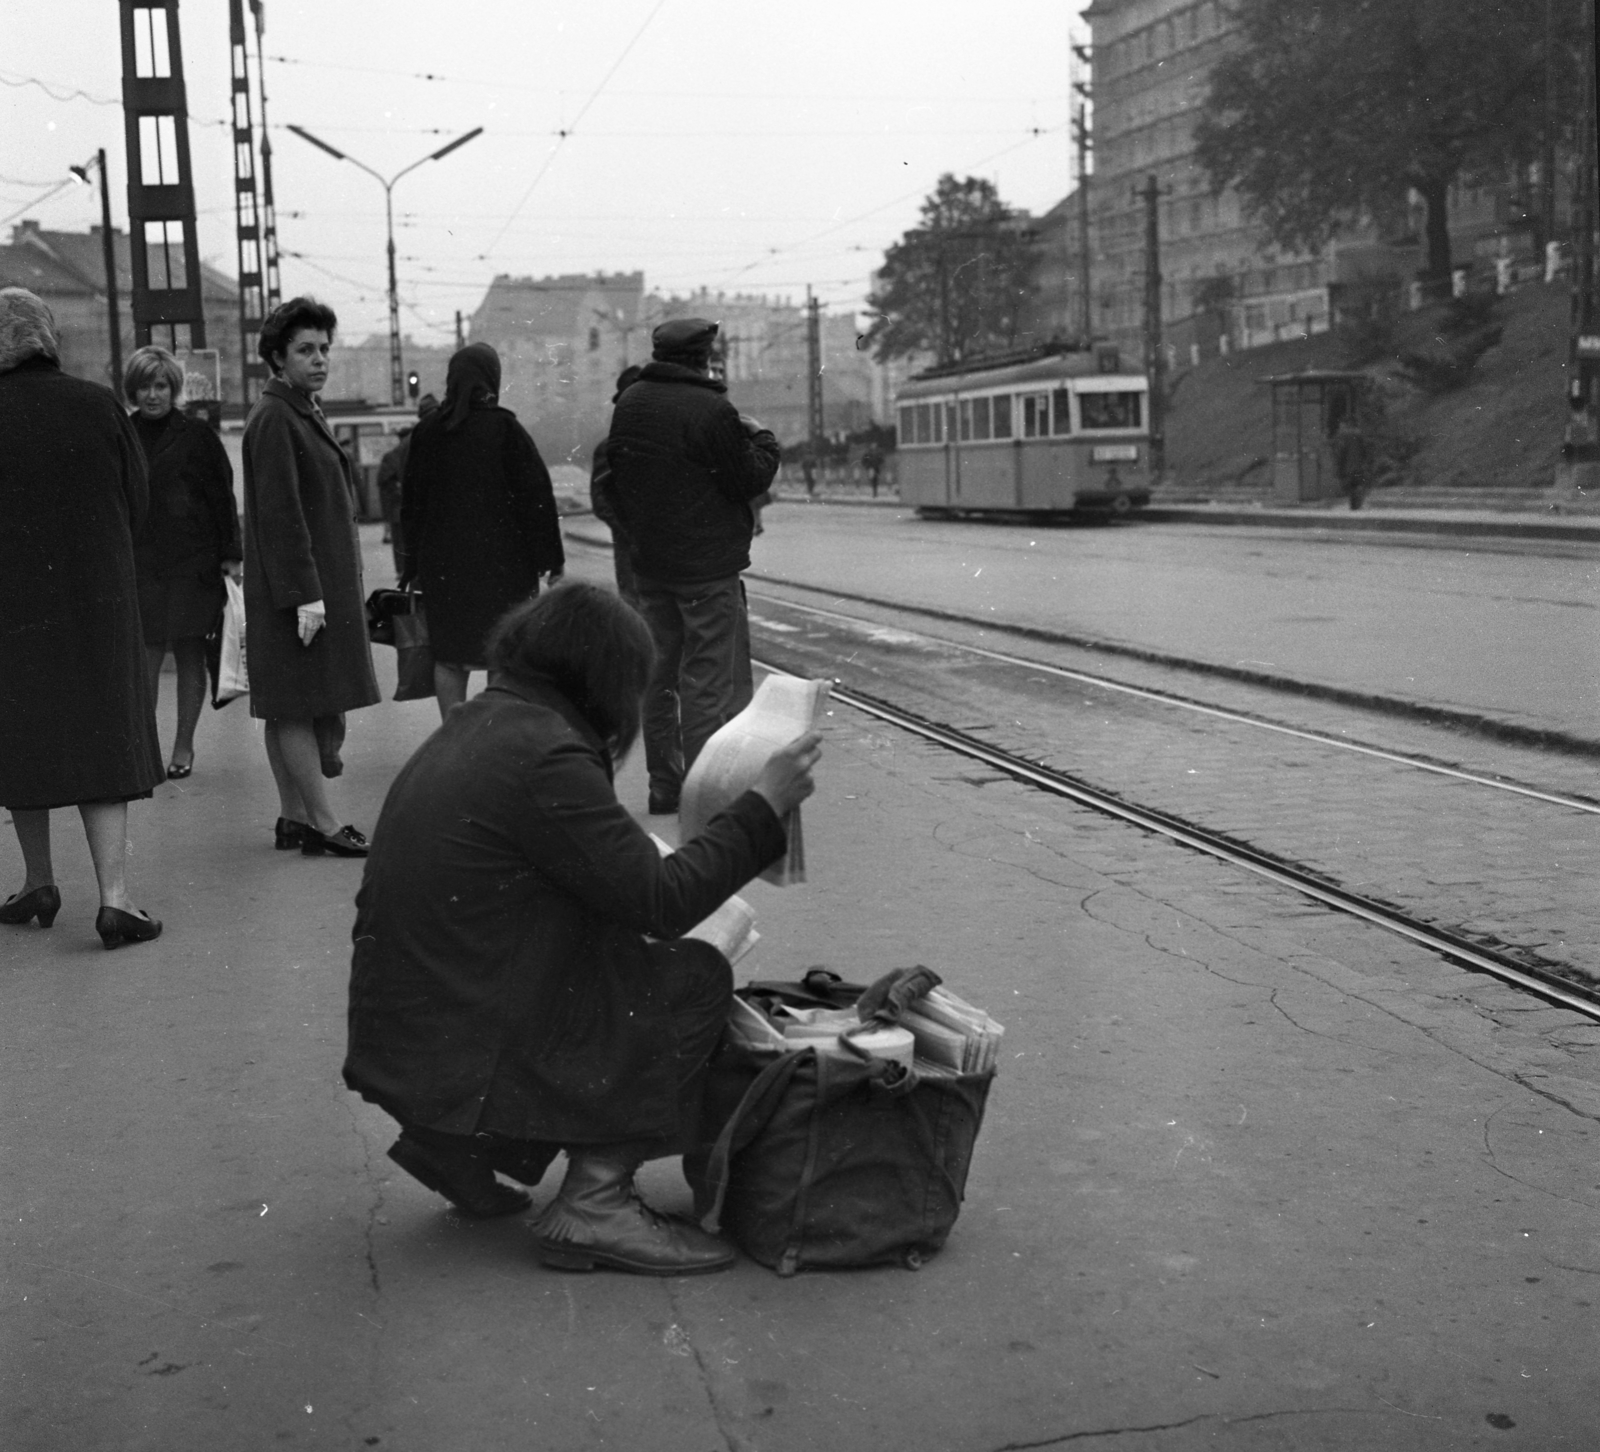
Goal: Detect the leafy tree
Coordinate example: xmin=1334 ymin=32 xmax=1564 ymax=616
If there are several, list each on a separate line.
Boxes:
xmin=1194 ymin=0 xmax=1586 ymax=284
xmin=865 ymin=175 xmax=1034 ymax=365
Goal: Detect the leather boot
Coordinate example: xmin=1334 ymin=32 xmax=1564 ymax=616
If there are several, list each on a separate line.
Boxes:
xmin=531 ymin=1150 xmax=736 ymax=1275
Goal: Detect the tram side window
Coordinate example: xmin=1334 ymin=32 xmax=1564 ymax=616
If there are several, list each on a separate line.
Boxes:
xmin=1051 ymin=387 xmax=1073 ymax=434
xmin=991 ymin=395 xmax=1013 ymax=438
xmin=1080 ymin=391 xmax=1143 ymax=430
xmin=914 ymin=403 xmax=932 ymax=444
xmin=972 ymin=396 xmax=992 ymax=440
xmin=932 ymin=401 xmax=945 ymax=442
xmin=1022 ymin=392 xmax=1049 ymax=437
xmin=958 ymin=399 xmax=973 ymax=441
xmin=898 ymin=406 xmax=915 ymax=445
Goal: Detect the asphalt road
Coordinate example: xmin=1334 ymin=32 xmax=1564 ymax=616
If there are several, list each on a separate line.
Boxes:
xmin=4 ymin=520 xmax=1599 ymax=1450
xmin=744 ymin=504 xmax=1600 ymax=744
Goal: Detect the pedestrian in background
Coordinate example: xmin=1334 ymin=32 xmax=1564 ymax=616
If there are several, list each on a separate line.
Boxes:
xmin=606 ymin=318 xmax=781 ymax=815
xmin=376 ymin=392 xmax=437 ymax=576
xmin=589 ymin=364 xmax=643 ymax=604
xmin=124 ymin=345 xmax=242 ymax=781
xmin=399 ymin=342 xmax=564 ymax=720
xmin=0 ymin=288 xmax=164 ymax=948
xmin=344 ymin=582 xmax=820 ymax=1273
xmin=1332 ymin=410 xmax=1371 ymax=511
xmin=242 ymin=297 xmax=380 ymax=858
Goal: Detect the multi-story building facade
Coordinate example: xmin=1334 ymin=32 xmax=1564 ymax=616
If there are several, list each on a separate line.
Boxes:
xmin=467 ymin=272 xmax=647 ymax=462
xmin=323 ymin=335 xmax=456 ymax=408
xmin=658 ymin=289 xmax=876 ymax=444
xmin=1082 ymin=0 xmax=1546 ymax=363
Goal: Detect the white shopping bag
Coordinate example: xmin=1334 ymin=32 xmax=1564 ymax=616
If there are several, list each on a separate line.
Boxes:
xmin=213 ymin=574 xmax=249 ymax=706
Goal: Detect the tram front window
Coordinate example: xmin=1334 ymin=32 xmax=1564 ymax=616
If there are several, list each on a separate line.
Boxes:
xmin=1080 ymin=391 xmax=1143 ymax=430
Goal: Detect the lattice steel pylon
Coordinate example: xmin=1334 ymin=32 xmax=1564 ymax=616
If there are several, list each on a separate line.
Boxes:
xmin=119 ymin=0 xmax=206 ymax=351
xmin=251 ymin=0 xmax=281 ymax=308
xmin=228 ymin=0 xmax=267 ymax=404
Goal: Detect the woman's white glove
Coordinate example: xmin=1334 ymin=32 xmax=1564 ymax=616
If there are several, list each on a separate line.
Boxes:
xmin=297 ymin=599 xmax=327 ymax=646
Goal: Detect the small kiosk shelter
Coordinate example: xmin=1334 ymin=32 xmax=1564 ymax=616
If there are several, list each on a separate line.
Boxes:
xmin=1261 ymin=370 xmax=1369 ymax=503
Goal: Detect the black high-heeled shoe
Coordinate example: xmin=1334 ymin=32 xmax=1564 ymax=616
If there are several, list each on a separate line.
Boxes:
xmin=95 ymin=905 xmax=163 ymax=950
xmin=0 ymin=885 xmax=61 ymax=928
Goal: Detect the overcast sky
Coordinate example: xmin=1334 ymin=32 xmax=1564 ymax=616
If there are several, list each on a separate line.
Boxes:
xmin=3 ymin=1 xmax=1091 ymax=346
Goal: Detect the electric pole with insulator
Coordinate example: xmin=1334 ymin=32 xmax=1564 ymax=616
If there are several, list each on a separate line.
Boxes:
xmin=1137 ymin=174 xmax=1168 ymax=478
xmin=806 ymin=286 xmax=825 ymax=488
xmin=1072 ymin=41 xmax=1093 ymax=344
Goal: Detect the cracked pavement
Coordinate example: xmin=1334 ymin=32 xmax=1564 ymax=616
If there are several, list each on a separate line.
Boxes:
xmin=3 ymin=528 xmax=1598 ymax=1450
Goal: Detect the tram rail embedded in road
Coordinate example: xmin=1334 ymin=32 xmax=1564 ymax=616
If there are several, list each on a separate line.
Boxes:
xmin=748 ymin=660 xmax=1600 ymax=1025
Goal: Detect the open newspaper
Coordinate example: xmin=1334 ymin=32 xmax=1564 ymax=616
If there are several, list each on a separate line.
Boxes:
xmin=679 ymin=674 xmax=831 ymax=886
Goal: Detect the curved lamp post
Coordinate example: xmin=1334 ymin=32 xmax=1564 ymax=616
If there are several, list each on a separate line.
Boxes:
xmin=69 ymin=150 xmax=121 ymax=389
xmin=287 ymin=124 xmax=482 ymax=404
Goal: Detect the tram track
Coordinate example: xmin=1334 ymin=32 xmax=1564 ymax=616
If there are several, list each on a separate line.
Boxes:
xmin=561 ymin=527 xmax=1599 ymax=1013
xmin=753 ymin=655 xmax=1600 ymax=1025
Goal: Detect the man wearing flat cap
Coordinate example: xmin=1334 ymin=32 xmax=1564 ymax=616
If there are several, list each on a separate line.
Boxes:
xmin=606 ymin=317 xmax=781 ymax=814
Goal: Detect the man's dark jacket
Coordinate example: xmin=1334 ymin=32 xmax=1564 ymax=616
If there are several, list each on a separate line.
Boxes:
xmin=605 ymin=362 xmax=780 ymax=584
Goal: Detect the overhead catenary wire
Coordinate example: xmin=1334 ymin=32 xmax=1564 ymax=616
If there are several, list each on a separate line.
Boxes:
xmin=479 ymin=0 xmax=669 ymax=260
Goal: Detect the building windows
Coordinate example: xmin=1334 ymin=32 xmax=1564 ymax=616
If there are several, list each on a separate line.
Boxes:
xmin=139 ymin=114 xmax=180 ymax=187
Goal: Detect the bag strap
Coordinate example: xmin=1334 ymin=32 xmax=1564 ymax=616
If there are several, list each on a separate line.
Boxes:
xmin=699 ymin=1048 xmax=812 ymax=1234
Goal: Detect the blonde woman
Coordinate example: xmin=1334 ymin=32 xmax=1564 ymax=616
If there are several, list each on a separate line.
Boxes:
xmin=124 ymin=346 xmax=242 ymax=780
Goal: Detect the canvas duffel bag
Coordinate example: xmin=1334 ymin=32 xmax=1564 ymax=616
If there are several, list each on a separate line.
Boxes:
xmin=688 ymin=968 xmax=993 ymax=1276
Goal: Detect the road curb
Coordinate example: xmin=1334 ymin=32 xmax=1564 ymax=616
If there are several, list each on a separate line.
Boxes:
xmin=1141 ymin=505 xmax=1600 ymax=542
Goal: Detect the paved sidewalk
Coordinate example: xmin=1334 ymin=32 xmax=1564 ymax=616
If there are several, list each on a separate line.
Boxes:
xmin=4 ymin=532 xmax=1598 ymax=1450
xmin=759 ymin=487 xmax=1600 ymax=541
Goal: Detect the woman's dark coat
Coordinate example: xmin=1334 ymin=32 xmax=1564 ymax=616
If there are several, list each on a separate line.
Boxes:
xmin=343 ymin=675 xmax=786 ymax=1144
xmin=0 ymin=357 xmax=163 ymax=808
xmin=399 ymin=406 xmax=565 ymax=666
xmin=132 ymin=408 xmax=241 ymax=581
xmin=241 ymin=378 xmax=380 ymax=719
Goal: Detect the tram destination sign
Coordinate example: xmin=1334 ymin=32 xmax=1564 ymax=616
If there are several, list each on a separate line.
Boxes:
xmin=1091 ymin=444 xmax=1140 ymax=463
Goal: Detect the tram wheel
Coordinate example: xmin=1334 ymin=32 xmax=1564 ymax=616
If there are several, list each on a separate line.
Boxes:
xmin=1109 ymin=492 xmax=1133 ymax=517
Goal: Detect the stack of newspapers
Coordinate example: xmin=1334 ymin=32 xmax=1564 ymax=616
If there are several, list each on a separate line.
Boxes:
xmin=899 ymin=987 xmax=1006 ymax=1076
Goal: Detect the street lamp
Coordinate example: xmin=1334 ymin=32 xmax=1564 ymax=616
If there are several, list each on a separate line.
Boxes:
xmin=68 ymin=150 xmax=121 ymax=389
xmin=287 ymin=124 xmax=483 ymax=404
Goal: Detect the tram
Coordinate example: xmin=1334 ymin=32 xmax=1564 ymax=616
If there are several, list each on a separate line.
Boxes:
xmin=894 ymin=345 xmax=1152 ymax=518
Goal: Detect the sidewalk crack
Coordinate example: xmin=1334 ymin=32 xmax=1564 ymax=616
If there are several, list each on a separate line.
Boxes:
xmin=987 ymin=1405 xmax=1373 ymax=1449
xmin=666 ymin=1283 xmax=740 ymax=1452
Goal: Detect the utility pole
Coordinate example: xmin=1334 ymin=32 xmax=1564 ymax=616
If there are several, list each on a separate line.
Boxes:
xmin=455 ymin=310 xmax=465 ymax=350
xmin=806 ymin=287 xmax=825 ymax=492
xmin=250 ymin=0 xmax=281 ymax=309
xmin=228 ymin=0 xmax=267 ymax=406
xmin=1072 ymin=41 xmax=1093 ymax=344
xmin=71 ymin=151 xmax=122 ymax=388
xmin=1137 ymin=174 xmax=1167 ymax=477
xmin=1570 ymin=0 xmax=1599 ymax=421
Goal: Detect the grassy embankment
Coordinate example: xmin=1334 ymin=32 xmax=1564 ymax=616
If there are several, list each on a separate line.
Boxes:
xmin=1163 ymin=281 xmax=1573 ymax=497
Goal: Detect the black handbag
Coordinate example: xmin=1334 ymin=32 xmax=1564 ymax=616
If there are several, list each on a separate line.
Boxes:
xmin=365 ymin=587 xmax=435 ymax=701
xmin=688 ymin=968 xmax=993 ymax=1276
xmin=365 ymin=587 xmax=412 ymax=646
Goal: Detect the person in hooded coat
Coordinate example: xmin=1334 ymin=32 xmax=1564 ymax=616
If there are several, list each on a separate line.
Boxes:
xmin=344 ymin=582 xmax=821 ymax=1275
xmin=0 ymin=287 xmax=165 ymax=949
xmin=399 ymin=343 xmax=565 ymax=719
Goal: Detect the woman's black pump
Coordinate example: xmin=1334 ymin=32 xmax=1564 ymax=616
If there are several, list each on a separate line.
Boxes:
xmin=95 ymin=905 xmax=162 ymax=949
xmin=0 ymin=885 xmax=61 ymax=928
